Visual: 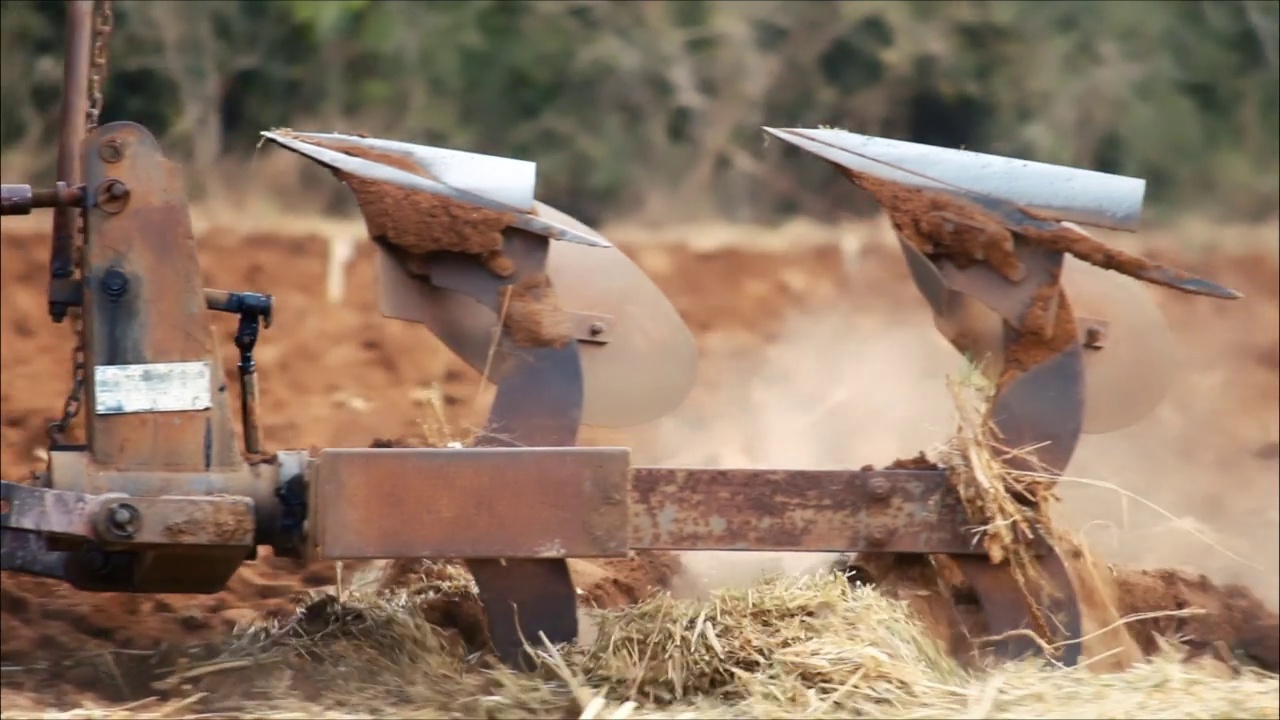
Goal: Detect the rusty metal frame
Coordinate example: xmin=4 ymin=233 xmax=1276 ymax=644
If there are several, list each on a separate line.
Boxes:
xmin=306 ymin=453 xmax=1004 ymax=560
xmin=5 ymin=108 xmax=1245 ymax=677
xmin=309 ymin=447 xmax=632 ymax=560
xmin=49 ymin=0 xmax=94 ymax=322
xmin=0 ymin=121 xmax=1098 ymax=671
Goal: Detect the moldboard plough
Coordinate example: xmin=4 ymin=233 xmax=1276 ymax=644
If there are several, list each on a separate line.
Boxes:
xmin=0 ymin=0 xmax=1242 ymax=672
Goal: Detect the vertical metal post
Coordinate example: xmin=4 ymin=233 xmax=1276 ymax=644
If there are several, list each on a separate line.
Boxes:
xmin=50 ymin=0 xmax=94 ymax=323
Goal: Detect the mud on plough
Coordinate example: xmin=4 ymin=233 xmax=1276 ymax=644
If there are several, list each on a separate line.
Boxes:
xmin=0 ymin=0 xmax=1244 ymax=673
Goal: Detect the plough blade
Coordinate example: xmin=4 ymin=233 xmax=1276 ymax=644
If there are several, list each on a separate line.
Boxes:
xmin=762 ymin=126 xmax=1146 ymax=231
xmin=263 ymin=131 xmax=698 ymax=428
xmin=767 ymin=125 xmax=1242 ymax=441
xmin=764 ymin=126 xmax=1243 ymax=301
xmin=260 ymin=130 xmax=610 ymax=248
xmin=1063 ymin=254 xmax=1179 ymax=433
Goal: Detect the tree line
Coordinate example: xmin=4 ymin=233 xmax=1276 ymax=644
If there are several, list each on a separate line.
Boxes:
xmin=2 ymin=0 xmax=1277 ymax=225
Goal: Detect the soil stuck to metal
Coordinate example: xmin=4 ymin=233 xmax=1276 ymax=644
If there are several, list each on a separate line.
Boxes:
xmin=286 ymin=132 xmax=518 ymax=278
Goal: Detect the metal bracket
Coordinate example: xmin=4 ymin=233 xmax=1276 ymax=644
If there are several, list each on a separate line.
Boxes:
xmin=308 ymin=447 xmax=632 ymax=560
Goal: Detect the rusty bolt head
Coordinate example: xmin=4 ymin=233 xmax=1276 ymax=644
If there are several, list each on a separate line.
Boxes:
xmin=867 ymin=477 xmax=891 ymax=500
xmin=589 ymin=322 xmax=606 ymax=336
xmin=95 ymin=179 xmax=130 ymax=214
xmin=99 ymin=140 xmax=124 ymax=163
xmin=867 ymin=526 xmax=894 ymax=547
xmin=106 ymin=502 xmax=141 ymax=538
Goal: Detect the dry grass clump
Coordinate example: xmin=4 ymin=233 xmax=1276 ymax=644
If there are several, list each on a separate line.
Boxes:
xmin=570 ymin=574 xmax=964 ymax=706
xmin=3 ymin=568 xmax=1276 ymax=720
xmin=932 ymin=367 xmax=1069 ymax=653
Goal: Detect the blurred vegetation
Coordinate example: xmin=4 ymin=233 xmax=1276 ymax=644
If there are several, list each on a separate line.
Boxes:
xmin=1 ymin=0 xmax=1277 ymax=225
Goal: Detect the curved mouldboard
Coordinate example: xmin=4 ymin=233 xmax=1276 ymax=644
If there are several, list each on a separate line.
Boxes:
xmin=375 ymin=204 xmax=698 ymax=429
xmin=905 ymin=248 xmax=1178 ymax=435
xmin=261 ymin=129 xmax=698 ymax=429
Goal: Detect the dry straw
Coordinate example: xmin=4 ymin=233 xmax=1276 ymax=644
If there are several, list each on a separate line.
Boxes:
xmin=2 ymin=568 xmax=1275 ymax=719
xmin=932 ymin=366 xmax=1064 ymax=654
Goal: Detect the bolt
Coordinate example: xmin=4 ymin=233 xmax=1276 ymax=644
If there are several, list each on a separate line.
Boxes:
xmin=106 ymin=502 xmax=140 ymax=538
xmin=84 ymin=547 xmax=112 ymax=574
xmin=101 ymin=268 xmax=129 ymax=301
xmin=1084 ymin=324 xmax=1107 ymax=349
xmin=589 ymin=322 xmax=606 ymax=336
xmin=99 ymin=140 xmax=124 ymax=163
xmin=867 ymin=526 xmax=893 ymax=547
xmin=867 ymin=477 xmax=891 ymax=500
xmin=95 ymin=179 xmax=130 ymax=214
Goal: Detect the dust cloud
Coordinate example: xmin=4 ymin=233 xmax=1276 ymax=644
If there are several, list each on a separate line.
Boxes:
xmin=637 ymin=285 xmax=1278 ymax=608
xmin=634 ymin=307 xmax=960 ymax=599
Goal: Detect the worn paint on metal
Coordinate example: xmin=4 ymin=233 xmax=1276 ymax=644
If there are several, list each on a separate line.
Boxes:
xmin=629 ymin=467 xmax=990 ymax=554
xmin=310 ymin=446 xmax=631 ymax=560
xmin=92 ymin=361 xmax=213 ymax=414
xmin=81 ymin=122 xmax=245 ymax=471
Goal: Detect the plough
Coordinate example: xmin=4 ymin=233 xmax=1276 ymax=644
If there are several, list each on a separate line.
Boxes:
xmin=0 ymin=0 xmax=1242 ymax=672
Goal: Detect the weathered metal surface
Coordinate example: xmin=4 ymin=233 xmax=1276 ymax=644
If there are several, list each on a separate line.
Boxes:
xmin=568 ymin=310 xmax=613 ymax=345
xmin=0 ymin=478 xmax=255 ymax=593
xmin=1062 ymin=253 xmax=1178 ymax=434
xmin=50 ymin=0 xmax=93 ymax=310
xmin=280 ymin=132 xmax=540 ymax=212
xmin=1 ymin=480 xmax=254 ymax=548
xmin=1 ymin=184 xmax=38 ymax=216
xmin=81 ymin=122 xmax=245 ymax=472
xmin=374 ymin=211 xmax=696 ymax=429
xmin=265 ymin=128 xmax=695 ymax=429
xmin=260 ymin=131 xmax=611 ymax=248
xmin=628 ymin=468 xmax=990 ymax=554
xmin=310 ymin=447 xmax=631 ymax=560
xmin=2 ymin=480 xmax=94 ymax=539
xmin=0 ymin=528 xmax=70 ymax=579
xmin=303 ymin=227 xmax=593 ymax=663
xmin=937 ymin=241 xmax=1065 ymax=332
xmin=952 ymin=552 xmax=1083 ymax=666
xmin=539 ymin=201 xmax=699 ymax=428
xmin=762 ymin=127 xmax=1148 ymax=231
xmin=988 ymin=344 xmax=1086 ymax=474
xmin=1 ymin=183 xmax=85 ymax=216
xmin=92 ymin=361 xmax=213 ymax=415
xmin=442 ymin=228 xmax=584 ymax=670
xmin=47 ymin=450 xmax=281 ymax=546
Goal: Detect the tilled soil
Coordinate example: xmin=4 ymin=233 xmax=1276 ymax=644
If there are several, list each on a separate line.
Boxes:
xmin=1 ymin=220 xmax=1277 ymax=705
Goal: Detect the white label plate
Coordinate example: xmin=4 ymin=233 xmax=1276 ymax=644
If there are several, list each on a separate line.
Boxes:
xmin=94 ymin=361 xmax=213 ymax=415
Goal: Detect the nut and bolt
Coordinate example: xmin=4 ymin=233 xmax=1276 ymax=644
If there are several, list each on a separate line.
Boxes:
xmin=95 ymin=179 xmax=130 ymax=214
xmin=867 ymin=477 xmax=891 ymax=500
xmin=101 ymin=267 xmax=129 ymax=300
xmin=867 ymin=526 xmax=894 ymax=547
xmin=105 ymin=502 xmax=141 ymax=538
xmin=99 ymin=140 xmax=124 ymax=163
xmin=1083 ymin=324 xmax=1107 ymax=349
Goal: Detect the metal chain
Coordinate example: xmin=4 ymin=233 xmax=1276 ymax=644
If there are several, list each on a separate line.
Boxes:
xmin=48 ymin=0 xmax=114 ymax=449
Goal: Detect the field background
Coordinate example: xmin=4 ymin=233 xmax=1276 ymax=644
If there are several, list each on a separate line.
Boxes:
xmin=1 ymin=0 xmax=1278 ymax=716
